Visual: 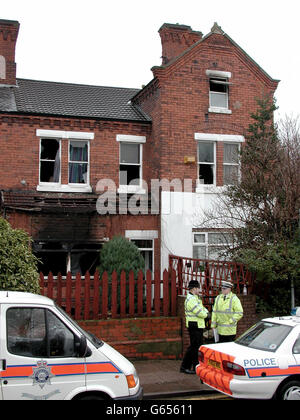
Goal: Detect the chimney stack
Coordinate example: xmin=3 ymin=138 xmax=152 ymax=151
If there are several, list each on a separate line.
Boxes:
xmin=159 ymin=23 xmax=202 ymax=65
xmin=0 ymin=19 xmax=20 ymax=86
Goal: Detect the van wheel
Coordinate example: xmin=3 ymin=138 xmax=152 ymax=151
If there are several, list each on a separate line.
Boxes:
xmin=278 ymin=380 xmax=300 ymax=400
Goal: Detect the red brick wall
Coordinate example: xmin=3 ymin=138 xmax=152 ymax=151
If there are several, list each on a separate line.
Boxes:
xmin=159 ymin=24 xmax=202 ymax=65
xmin=0 ymin=20 xmax=19 ymax=85
xmin=0 ymin=114 xmax=161 ymax=266
xmin=137 ymin=31 xmax=278 ymax=187
xmin=0 ymin=115 xmax=152 ymax=191
xmin=78 ymin=317 xmax=182 ymax=360
xmin=77 ymin=294 xmax=257 ymax=360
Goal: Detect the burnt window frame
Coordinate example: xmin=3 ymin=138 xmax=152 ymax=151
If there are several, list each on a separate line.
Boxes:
xmin=39 ymin=137 xmax=61 ymax=184
xmin=206 ymin=69 xmax=232 ymax=115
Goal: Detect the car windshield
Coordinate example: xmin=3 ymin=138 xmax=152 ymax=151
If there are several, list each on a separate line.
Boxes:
xmin=236 ymin=321 xmax=292 ymax=352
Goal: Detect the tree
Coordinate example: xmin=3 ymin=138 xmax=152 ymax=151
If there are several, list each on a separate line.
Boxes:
xmin=195 ymin=97 xmax=300 ymax=313
xmin=98 ymin=236 xmax=145 ymax=311
xmin=0 ymin=217 xmax=40 ymax=293
xmin=98 ymin=236 xmax=145 ymax=278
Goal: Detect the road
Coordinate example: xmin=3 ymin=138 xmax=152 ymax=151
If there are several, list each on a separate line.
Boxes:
xmin=146 ymin=391 xmax=233 ymax=400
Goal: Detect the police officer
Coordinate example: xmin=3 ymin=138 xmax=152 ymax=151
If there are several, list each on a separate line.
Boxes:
xmin=180 ymin=280 xmax=209 ymax=374
xmin=211 ymin=280 xmax=243 ymax=343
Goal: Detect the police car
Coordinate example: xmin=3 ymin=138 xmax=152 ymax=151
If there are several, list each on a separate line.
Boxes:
xmin=196 ymin=308 xmax=300 ymax=400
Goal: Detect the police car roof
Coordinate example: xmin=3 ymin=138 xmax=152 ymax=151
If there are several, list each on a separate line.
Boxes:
xmin=263 ymin=315 xmax=300 ymax=328
xmin=0 ymin=291 xmax=54 ymax=306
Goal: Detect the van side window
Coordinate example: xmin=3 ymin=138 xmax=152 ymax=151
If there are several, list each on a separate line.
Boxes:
xmin=47 ymin=310 xmax=76 ymax=357
xmin=7 ymin=308 xmax=47 ymax=357
xmin=7 ymin=308 xmax=76 ymax=358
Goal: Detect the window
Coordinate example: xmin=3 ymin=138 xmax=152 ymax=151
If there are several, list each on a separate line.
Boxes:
xmin=36 ymin=129 xmax=93 ymax=192
xmin=0 ymin=55 xmax=6 ymax=79
xmin=131 ymin=239 xmax=154 ymax=272
xmin=40 ymin=138 xmax=60 ymax=183
xmin=236 ymin=321 xmax=292 ymax=352
xmin=209 ymin=78 xmax=228 ymax=109
xmin=206 ymin=70 xmax=232 ymax=114
xmin=69 ymin=140 xmax=89 ymax=184
xmin=198 ymin=142 xmax=215 ymax=185
xmin=116 ymin=134 xmax=146 ymax=193
xmin=293 ymin=334 xmax=300 ymax=354
xmin=223 ymin=143 xmax=240 ymax=185
xmin=120 ymin=142 xmax=141 ymax=186
xmin=33 ymin=241 xmax=101 ymax=276
xmin=194 ymin=133 xmax=244 ymax=190
xmin=193 ymin=232 xmax=233 ymax=260
xmin=7 ymin=307 xmax=76 ymax=358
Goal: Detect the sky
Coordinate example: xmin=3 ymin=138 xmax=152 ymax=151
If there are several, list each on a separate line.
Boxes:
xmin=1 ymin=0 xmax=299 ymax=120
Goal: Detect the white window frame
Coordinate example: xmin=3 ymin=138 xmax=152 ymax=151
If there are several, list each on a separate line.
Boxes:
xmin=193 ymin=232 xmax=233 ymax=261
xmin=36 ymin=129 xmax=93 ymax=193
xmin=197 ymin=141 xmax=216 ymax=187
xmin=206 ymin=70 xmax=232 ymax=114
xmin=194 ymin=133 xmax=244 ymax=193
xmin=116 ymin=135 xmax=146 ymax=194
xmin=68 ymin=139 xmax=90 ymax=186
xmin=125 ymin=230 xmax=158 ymax=274
xmin=223 ymin=142 xmax=241 ymax=186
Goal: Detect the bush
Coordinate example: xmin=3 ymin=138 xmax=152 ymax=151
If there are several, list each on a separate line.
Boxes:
xmin=98 ymin=236 xmax=144 ymax=278
xmin=98 ymin=236 xmax=145 ymax=312
xmin=0 ymin=218 xmax=40 ymax=293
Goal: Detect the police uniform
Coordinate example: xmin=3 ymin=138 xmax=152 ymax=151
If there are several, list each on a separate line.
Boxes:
xmin=211 ymin=280 xmax=243 ymax=343
xmin=180 ymin=280 xmax=208 ymax=374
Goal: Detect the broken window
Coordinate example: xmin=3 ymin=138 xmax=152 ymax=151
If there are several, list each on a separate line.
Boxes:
xmin=34 ymin=241 xmax=101 ymax=276
xmin=40 ymin=139 xmax=60 ymax=183
xmin=198 ymin=142 xmax=215 ymax=185
xmin=209 ymin=77 xmax=229 ymax=109
xmin=119 ymin=143 xmax=141 ymax=186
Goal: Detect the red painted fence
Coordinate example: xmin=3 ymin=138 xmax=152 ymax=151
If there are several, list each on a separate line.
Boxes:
xmin=39 ymin=269 xmax=178 ymax=320
xmin=169 ymin=255 xmax=255 ymax=310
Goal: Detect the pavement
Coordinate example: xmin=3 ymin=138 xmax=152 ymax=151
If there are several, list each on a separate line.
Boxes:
xmin=133 ymin=359 xmax=212 ymax=399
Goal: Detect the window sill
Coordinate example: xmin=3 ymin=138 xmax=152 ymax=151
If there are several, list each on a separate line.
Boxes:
xmin=117 ymin=186 xmax=146 ymax=194
xmin=196 ymin=185 xmax=227 ymax=194
xmin=37 ymin=184 xmax=92 ymax=193
xmin=208 ymin=107 xmax=232 ymax=114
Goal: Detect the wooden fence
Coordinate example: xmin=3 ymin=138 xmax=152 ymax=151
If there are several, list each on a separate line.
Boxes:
xmin=169 ymin=254 xmax=255 ymax=311
xmin=40 ymin=269 xmax=178 ymax=320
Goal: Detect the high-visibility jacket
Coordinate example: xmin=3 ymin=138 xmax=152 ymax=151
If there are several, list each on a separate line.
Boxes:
xmin=185 ymin=292 xmax=208 ymax=329
xmin=211 ymin=292 xmax=243 ymax=336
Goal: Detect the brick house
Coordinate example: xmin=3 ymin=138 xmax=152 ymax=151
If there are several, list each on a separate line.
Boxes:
xmin=0 ymin=19 xmax=279 ymax=277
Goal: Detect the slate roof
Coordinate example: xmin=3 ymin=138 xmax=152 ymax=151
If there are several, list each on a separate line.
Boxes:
xmin=0 ymin=78 xmax=151 ymax=122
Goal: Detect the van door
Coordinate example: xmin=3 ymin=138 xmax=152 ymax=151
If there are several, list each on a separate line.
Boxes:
xmin=0 ymin=305 xmax=86 ymax=400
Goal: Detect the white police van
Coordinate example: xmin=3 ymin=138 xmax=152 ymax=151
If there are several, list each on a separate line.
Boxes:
xmin=0 ymin=291 xmax=143 ymax=400
xmin=197 ymin=308 xmax=300 ymax=400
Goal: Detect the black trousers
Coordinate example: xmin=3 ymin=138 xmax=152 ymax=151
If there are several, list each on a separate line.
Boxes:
xmin=219 ymin=334 xmax=236 ymax=343
xmin=181 ymin=323 xmax=203 ymax=370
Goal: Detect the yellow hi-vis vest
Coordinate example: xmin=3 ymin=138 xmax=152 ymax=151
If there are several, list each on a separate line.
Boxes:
xmin=211 ymin=292 xmax=243 ymax=336
xmin=185 ymin=292 xmax=208 ymax=329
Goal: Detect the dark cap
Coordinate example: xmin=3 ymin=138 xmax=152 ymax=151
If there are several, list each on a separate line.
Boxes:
xmin=188 ymin=280 xmax=200 ymax=289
